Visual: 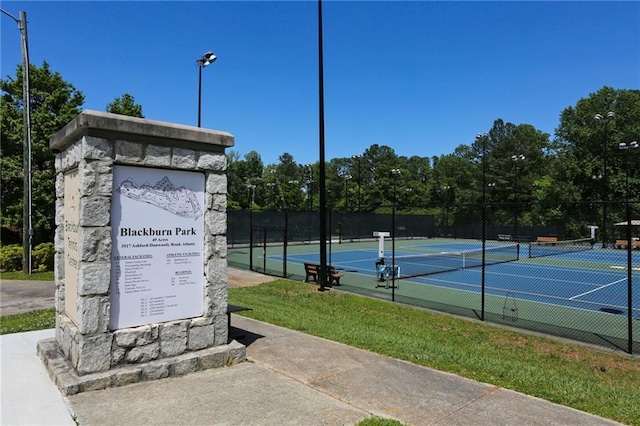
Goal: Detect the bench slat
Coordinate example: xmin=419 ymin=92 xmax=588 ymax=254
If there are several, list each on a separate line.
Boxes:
xmin=536 ymin=236 xmax=558 ymax=244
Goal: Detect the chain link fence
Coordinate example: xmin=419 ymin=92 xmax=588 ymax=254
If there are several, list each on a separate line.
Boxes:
xmin=228 ymin=201 xmax=639 ymax=354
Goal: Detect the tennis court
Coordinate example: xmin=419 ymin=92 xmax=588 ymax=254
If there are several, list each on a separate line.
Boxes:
xmin=282 ymin=241 xmax=636 ymax=311
xmin=228 ymin=237 xmax=639 ymax=352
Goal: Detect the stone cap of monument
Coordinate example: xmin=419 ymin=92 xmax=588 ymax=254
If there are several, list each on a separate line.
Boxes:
xmin=50 ymin=110 xmax=235 ymax=152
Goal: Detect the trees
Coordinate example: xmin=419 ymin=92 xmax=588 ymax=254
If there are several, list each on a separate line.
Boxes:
xmin=554 ymin=87 xmax=640 ymax=239
xmin=106 ymin=93 xmax=144 ymax=118
xmin=1 ymin=62 xmax=84 ymax=244
xmin=226 ymin=150 xmax=265 ymax=210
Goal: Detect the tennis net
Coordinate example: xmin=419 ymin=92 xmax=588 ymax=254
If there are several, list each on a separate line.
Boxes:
xmin=384 ymin=243 xmax=520 ymax=279
xmin=528 ymin=238 xmax=593 ymax=258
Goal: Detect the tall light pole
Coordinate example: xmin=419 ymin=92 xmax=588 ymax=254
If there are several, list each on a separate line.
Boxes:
xmin=266 ymin=182 xmax=277 ymax=210
xmin=477 ymin=132 xmax=488 ymax=320
xmin=304 ymin=164 xmax=314 ymax=211
xmin=247 ymin=184 xmax=256 ymax=269
xmin=618 ymin=140 xmax=638 ymax=354
xmin=343 ymin=174 xmax=352 ymax=212
xmin=196 ymin=50 xmax=217 ymax=127
xmin=442 ymin=185 xmax=451 ymax=237
xmin=2 ymin=9 xmax=32 ymax=274
xmin=595 ymin=111 xmax=615 ymax=247
xmin=247 ymin=184 xmax=256 ymax=208
xmin=288 ymin=180 xmax=299 ymax=211
xmin=511 ymin=154 xmax=525 ymax=240
xmin=391 ymin=168 xmax=401 ymax=300
xmin=619 ymin=141 xmax=638 ymax=204
xmin=318 ymin=0 xmax=329 ymax=291
xmin=352 ymin=154 xmax=362 ymax=211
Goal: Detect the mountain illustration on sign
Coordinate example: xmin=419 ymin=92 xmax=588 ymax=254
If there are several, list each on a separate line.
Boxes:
xmin=117 ymin=176 xmax=202 ymax=219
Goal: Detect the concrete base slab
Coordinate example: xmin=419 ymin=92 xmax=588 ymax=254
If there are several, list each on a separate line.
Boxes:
xmin=37 ymin=337 xmax=246 ymax=396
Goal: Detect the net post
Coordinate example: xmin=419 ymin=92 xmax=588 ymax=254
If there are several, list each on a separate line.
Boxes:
xmin=263 ymin=227 xmax=267 ymax=273
xmin=249 ymin=210 xmax=254 ymax=270
xmin=283 ymin=212 xmax=288 ymax=278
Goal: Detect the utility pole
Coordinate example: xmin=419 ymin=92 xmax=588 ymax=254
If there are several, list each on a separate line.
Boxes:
xmin=2 ymin=9 xmax=32 ymax=274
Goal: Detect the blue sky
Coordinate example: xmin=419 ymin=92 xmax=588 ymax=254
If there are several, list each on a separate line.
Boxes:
xmin=1 ymin=1 xmax=638 ymax=166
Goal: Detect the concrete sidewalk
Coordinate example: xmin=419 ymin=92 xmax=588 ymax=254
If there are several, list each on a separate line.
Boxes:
xmin=1 ymin=319 xmax=619 ymax=425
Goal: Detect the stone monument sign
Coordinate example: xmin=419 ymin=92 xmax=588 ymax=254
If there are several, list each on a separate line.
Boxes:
xmin=38 ymin=111 xmax=245 ymax=395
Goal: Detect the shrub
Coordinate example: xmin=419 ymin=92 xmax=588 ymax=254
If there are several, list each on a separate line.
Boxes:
xmin=0 ymin=242 xmax=55 ymax=272
xmin=0 ymin=244 xmax=23 ymax=272
xmin=32 ymin=242 xmax=55 ymax=272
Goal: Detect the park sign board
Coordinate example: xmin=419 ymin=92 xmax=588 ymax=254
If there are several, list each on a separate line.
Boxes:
xmin=109 ymin=165 xmax=205 ymax=329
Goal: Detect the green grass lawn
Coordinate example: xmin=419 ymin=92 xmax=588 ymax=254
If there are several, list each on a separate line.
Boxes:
xmin=1 ymin=277 xmax=637 ymax=424
xmin=229 ymin=280 xmax=640 ymax=426
xmin=0 ymin=308 xmax=56 ymax=334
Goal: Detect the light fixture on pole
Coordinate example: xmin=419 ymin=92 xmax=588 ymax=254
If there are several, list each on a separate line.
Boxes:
xmin=442 ymin=185 xmax=451 ymax=237
xmin=196 ymin=50 xmax=217 ymax=127
xmin=618 ymin=140 xmax=637 ymax=354
xmin=618 ymin=140 xmax=639 ymax=209
xmin=476 ymin=132 xmax=488 ymax=320
xmin=304 ymin=164 xmax=314 ymax=211
xmin=1 ymin=8 xmax=32 ymax=274
xmin=343 ymin=174 xmax=352 ymax=212
xmin=266 ymin=182 xmax=277 ymax=210
xmin=594 ymin=111 xmax=615 ymax=247
xmin=247 ymin=184 xmax=256 ymax=207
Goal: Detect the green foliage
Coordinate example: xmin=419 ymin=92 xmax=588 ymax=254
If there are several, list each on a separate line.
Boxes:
xmin=229 ymin=280 xmax=640 ymax=425
xmin=0 ymin=242 xmax=54 ymax=272
xmin=0 ymin=244 xmax=23 ymax=271
xmin=0 ymin=308 xmax=56 ymax=335
xmin=1 ymin=61 xmax=84 ymax=244
xmin=106 ymin=93 xmax=144 ymax=118
xmin=32 ymin=242 xmax=54 ymax=272
xmin=224 ymin=86 xmax=638 ymax=244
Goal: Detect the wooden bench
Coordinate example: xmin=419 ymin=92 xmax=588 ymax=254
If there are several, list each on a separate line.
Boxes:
xmin=536 ymin=236 xmax=558 ymax=245
xmin=615 ymin=239 xmax=640 ymax=249
xmin=498 ymin=234 xmax=512 ymax=241
xmin=615 ymin=239 xmax=627 ymax=249
xmin=303 ymin=262 xmax=343 ymax=286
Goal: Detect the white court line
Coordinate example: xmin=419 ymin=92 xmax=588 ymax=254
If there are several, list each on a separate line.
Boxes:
xmin=569 ymin=277 xmax=627 ymax=300
xmin=610 ymin=265 xmax=640 ymax=271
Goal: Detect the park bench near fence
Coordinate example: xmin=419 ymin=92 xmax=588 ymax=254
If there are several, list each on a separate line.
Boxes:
xmin=536 ymin=236 xmax=558 ymax=245
xmin=303 ymin=262 xmax=343 ymax=286
xmin=615 ymin=239 xmax=640 ymax=250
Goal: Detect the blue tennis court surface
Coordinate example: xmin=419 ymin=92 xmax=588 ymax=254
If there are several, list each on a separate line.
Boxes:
xmin=276 ymin=242 xmax=640 ymax=318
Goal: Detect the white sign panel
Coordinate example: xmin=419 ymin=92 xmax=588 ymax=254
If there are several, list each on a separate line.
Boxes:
xmin=110 ymin=165 xmax=205 ymax=330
